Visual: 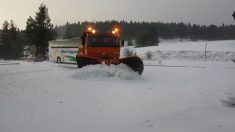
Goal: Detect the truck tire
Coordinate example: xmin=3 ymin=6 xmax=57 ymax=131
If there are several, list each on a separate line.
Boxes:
xmin=76 ymin=57 xmax=86 ymax=68
xmin=76 ymin=56 xmax=99 ymax=68
xmin=57 ymin=57 xmax=61 ymax=63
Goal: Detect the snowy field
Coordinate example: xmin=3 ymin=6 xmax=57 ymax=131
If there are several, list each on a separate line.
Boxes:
xmin=134 ymin=40 xmax=235 ymax=61
xmin=1 ymin=40 xmax=235 ymax=132
xmin=137 ymin=40 xmax=235 ymax=52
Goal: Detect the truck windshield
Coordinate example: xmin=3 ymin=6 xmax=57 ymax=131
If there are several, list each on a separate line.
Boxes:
xmin=87 ymin=34 xmax=119 ymax=47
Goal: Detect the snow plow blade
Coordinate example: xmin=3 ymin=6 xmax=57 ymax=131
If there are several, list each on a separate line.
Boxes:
xmin=76 ymin=56 xmax=144 ymax=75
xmin=120 ymin=56 xmax=144 ymax=75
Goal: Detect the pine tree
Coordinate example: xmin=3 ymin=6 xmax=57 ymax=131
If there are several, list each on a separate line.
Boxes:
xmin=136 ymin=27 xmax=159 ymax=47
xmin=25 ymin=3 xmax=56 ymax=58
xmin=9 ymin=20 xmax=22 ymax=58
xmin=1 ymin=21 xmax=10 ymax=58
xmin=63 ymin=22 xmax=72 ymax=39
xmin=0 ymin=20 xmax=22 ymax=59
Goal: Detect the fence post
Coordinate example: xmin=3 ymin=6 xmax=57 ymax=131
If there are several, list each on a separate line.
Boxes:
xmin=205 ymin=42 xmax=207 ymax=60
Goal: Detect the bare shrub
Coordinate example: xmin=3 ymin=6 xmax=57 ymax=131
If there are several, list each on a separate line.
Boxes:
xmin=145 ymin=50 xmax=153 ymax=60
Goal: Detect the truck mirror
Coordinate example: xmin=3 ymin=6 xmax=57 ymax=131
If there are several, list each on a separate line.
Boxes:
xmin=233 ymin=11 xmax=235 ymax=20
xmin=121 ymin=40 xmax=124 ymax=47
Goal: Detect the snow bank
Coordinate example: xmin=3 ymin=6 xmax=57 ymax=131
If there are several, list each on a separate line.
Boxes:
xmin=70 ymin=64 xmax=142 ymax=80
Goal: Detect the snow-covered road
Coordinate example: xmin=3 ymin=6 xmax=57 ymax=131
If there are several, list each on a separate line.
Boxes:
xmin=0 ymin=60 xmax=235 ymax=132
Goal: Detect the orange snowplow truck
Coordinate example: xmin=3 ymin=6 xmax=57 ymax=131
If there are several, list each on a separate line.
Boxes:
xmin=76 ymin=27 xmax=144 ymax=75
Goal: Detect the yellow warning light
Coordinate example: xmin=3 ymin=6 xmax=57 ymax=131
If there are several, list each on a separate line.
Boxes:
xmin=92 ymin=29 xmax=96 ymax=34
xmin=88 ymin=27 xmax=92 ymax=31
xmin=112 ymin=30 xmax=116 ymax=34
xmin=114 ymin=28 xmax=119 ymax=32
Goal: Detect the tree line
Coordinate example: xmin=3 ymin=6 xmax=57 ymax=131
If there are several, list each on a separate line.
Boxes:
xmin=57 ymin=21 xmax=235 ymax=46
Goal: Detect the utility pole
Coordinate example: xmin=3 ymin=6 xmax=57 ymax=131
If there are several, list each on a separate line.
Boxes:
xmin=205 ymin=42 xmax=207 ymax=61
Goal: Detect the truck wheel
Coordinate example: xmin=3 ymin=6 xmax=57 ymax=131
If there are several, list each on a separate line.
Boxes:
xmin=76 ymin=56 xmax=99 ymax=68
xmin=76 ymin=57 xmax=86 ymax=68
xmin=57 ymin=57 xmax=61 ymax=63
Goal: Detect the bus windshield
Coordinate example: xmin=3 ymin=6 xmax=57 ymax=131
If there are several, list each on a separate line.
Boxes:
xmin=87 ymin=34 xmax=120 ymax=47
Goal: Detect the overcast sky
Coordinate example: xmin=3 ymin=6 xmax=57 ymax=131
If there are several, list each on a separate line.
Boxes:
xmin=0 ymin=0 xmax=234 ymax=29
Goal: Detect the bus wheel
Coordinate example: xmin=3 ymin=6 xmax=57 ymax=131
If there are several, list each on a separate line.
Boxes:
xmin=57 ymin=57 xmax=61 ymax=63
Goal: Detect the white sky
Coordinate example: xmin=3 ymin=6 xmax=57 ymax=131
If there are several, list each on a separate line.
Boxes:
xmin=0 ymin=0 xmax=234 ymax=29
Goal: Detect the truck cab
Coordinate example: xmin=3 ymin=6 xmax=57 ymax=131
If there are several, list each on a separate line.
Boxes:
xmin=79 ymin=32 xmax=121 ymax=60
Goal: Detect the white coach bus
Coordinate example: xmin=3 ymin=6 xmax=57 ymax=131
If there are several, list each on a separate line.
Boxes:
xmin=48 ymin=37 xmax=81 ymax=63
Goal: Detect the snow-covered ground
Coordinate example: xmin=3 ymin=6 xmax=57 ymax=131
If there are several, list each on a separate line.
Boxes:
xmin=1 ymin=40 xmax=235 ymax=132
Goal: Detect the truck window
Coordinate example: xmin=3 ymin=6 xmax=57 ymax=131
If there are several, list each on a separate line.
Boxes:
xmin=87 ymin=35 xmax=120 ymax=47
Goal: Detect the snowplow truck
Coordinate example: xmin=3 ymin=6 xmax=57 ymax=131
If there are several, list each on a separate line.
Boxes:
xmin=76 ymin=27 xmax=144 ymax=75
